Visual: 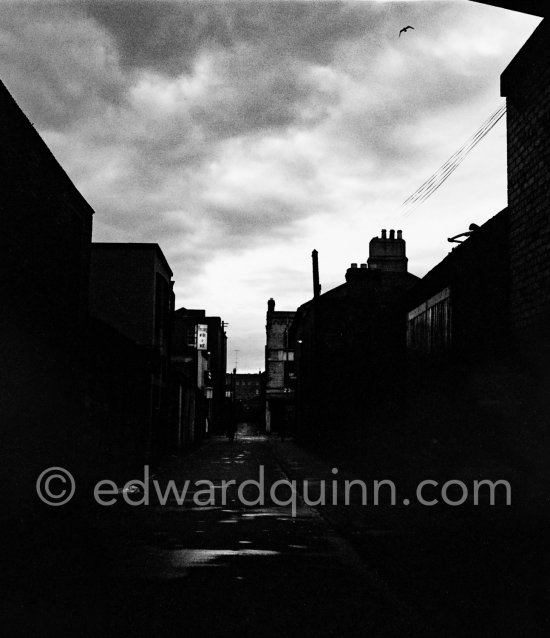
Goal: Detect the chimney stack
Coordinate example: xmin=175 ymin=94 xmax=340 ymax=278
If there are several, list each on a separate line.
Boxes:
xmin=267 ymin=298 xmax=275 ymax=313
xmin=367 ymin=229 xmax=408 ymax=272
xmin=312 ymin=249 xmax=321 ymax=298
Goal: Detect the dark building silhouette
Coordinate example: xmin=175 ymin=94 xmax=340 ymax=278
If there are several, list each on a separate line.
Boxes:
xmin=203 ymin=314 xmax=229 ymax=434
xmin=232 ymin=373 xmax=262 ymax=402
xmin=89 ymin=243 xmax=175 ymax=461
xmin=85 ymin=317 xmax=152 ymax=483
xmin=292 ymin=231 xmax=418 ymax=448
xmin=501 ymin=18 xmax=550 ymax=365
xmin=407 ymin=212 xmax=509 ymax=359
xmin=265 ymin=299 xmax=296 ymax=434
xmin=406 ymin=211 xmax=511 ymax=458
xmin=1 ymin=76 xmax=233 ymax=517
xmin=403 ymin=1 xmax=550 ymax=470
xmin=0 ymin=80 xmax=93 ymax=513
xmin=226 ymin=372 xmax=263 ymax=423
xmin=171 ymin=308 xmax=227 ymax=446
xmin=500 ymin=16 xmax=550 ymax=475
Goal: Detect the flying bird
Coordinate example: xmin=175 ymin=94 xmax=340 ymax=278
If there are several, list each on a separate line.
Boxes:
xmin=399 ymin=26 xmax=415 ymax=37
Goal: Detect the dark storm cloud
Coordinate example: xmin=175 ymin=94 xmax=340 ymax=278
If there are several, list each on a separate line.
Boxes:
xmin=0 ymin=2 xmax=127 ymax=128
xmin=187 ymin=61 xmax=339 ymax=139
xmin=83 ymin=1 xmax=235 ymax=74
xmin=1 ymin=0 xmax=540 ymax=370
xmin=83 ymin=1 xmax=394 ymax=73
xmin=207 ymin=199 xmax=303 ymax=237
xmin=0 ymin=0 xmax=533 ymax=278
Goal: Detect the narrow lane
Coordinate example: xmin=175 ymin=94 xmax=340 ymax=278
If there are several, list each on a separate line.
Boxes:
xmin=105 ymin=430 xmax=398 ymax=636
xmin=5 ymin=428 xmax=403 ymax=637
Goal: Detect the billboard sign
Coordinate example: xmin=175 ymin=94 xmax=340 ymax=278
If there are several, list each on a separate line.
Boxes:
xmin=196 ymin=324 xmax=208 ymax=350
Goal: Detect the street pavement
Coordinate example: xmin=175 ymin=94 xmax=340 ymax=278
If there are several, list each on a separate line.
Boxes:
xmin=2 ymin=423 xmax=548 ymax=637
xmin=2 ymin=424 xmax=404 ymax=637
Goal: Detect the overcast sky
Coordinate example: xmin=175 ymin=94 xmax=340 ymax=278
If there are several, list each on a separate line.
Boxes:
xmin=1 ymin=1 xmax=540 ymax=371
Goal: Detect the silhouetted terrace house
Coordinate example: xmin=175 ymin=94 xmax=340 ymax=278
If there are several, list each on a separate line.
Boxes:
xmin=232 ymin=373 xmax=262 ymax=403
xmin=171 ymin=308 xmax=227 ymax=446
xmin=0 ymin=80 xmax=93 ymax=513
xmin=292 ymin=231 xmax=418 ymax=447
xmin=89 ymin=243 xmax=175 ymax=461
xmin=406 ymin=211 xmax=511 ymax=455
xmin=227 ymin=372 xmax=263 ymax=422
xmin=265 ymin=299 xmax=296 ymax=434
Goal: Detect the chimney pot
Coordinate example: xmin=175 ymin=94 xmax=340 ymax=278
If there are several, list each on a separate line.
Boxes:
xmin=360 ymin=263 xmax=367 ymax=269
xmin=267 ymin=298 xmax=275 ymax=312
xmin=350 ymin=263 xmax=358 ymax=268
xmin=367 ymin=228 xmax=408 ymax=272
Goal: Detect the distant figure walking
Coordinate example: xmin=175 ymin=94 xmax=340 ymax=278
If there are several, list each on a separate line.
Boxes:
xmin=226 ymin=420 xmax=237 ymax=443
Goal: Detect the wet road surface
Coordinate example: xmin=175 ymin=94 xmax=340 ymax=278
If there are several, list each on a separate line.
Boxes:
xmin=3 ymin=427 xmax=403 ymax=637
xmin=5 ymin=424 xmax=546 ymax=636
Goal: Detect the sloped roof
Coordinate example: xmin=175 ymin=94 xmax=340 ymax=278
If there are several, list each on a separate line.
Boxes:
xmin=0 ymin=79 xmax=96 ymax=218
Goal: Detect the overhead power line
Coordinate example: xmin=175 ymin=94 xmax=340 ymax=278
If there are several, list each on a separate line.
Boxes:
xmin=402 ymin=104 xmax=505 ymax=208
xmin=401 ymin=103 xmax=507 ymax=216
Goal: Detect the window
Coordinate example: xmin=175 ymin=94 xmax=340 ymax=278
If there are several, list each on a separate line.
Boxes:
xmin=276 ymin=350 xmax=294 ymax=361
xmin=186 ymin=326 xmax=196 ymax=347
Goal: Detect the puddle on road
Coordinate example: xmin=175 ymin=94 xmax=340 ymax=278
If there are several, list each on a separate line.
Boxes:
xmin=288 ymin=544 xmax=308 ymax=549
xmin=171 ymin=549 xmax=280 ymax=567
xmin=239 ymin=512 xmax=294 ymax=523
xmin=138 ymin=547 xmax=282 ymax=579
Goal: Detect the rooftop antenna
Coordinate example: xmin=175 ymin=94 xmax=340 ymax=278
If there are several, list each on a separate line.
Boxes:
xmin=234 ymin=349 xmax=239 ymax=371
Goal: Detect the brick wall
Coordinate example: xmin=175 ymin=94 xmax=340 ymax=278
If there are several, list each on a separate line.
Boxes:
xmin=265 ymin=312 xmax=295 ymax=392
xmin=501 ymin=19 xmax=550 ymax=359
